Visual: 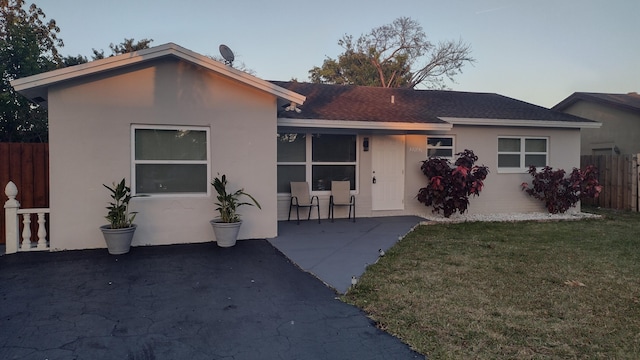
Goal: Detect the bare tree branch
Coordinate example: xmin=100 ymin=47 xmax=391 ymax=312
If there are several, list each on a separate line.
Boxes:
xmin=409 ymin=39 xmax=475 ymax=89
xmin=309 ymin=17 xmax=475 ymax=89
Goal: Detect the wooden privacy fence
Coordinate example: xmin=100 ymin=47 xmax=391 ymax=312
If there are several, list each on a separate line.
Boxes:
xmin=580 ymin=154 xmax=639 ymax=212
xmin=1 ymin=143 xmax=49 ymax=244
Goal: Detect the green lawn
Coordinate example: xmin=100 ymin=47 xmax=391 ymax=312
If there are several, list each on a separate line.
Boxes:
xmin=343 ymin=208 xmax=640 ymax=359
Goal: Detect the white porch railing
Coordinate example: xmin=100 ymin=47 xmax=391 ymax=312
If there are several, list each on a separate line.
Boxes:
xmin=4 ymin=181 xmax=50 ymax=254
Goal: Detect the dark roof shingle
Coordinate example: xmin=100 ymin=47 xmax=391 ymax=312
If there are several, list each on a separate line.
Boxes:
xmin=553 ymin=92 xmax=640 ymax=114
xmin=273 ymin=81 xmax=592 ymax=125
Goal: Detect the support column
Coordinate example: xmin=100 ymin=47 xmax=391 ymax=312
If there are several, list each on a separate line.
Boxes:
xmin=4 ymin=181 xmax=20 ymax=255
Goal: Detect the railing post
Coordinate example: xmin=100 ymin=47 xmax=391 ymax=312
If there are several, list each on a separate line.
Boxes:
xmin=21 ymin=213 xmax=32 ymax=250
xmin=37 ymin=212 xmax=48 ymax=249
xmin=4 ymin=181 xmax=20 ymax=254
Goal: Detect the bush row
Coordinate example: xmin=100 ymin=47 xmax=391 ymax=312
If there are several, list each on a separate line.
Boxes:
xmin=417 ymin=150 xmax=601 ymax=217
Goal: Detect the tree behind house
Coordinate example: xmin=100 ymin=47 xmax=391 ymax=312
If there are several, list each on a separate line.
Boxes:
xmin=1 ymin=0 xmax=62 ymax=142
xmin=90 ymin=38 xmax=153 ymax=60
xmin=63 ymin=38 xmax=154 ymax=64
xmin=309 ymin=17 xmax=475 ymax=89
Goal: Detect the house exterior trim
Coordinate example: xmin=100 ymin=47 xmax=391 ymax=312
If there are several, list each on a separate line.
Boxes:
xmin=277 ymin=118 xmax=452 ymax=131
xmin=11 ymin=43 xmax=305 ymax=107
xmin=439 ymin=117 xmax=601 ymax=129
xmin=553 ymin=92 xmax=640 ymax=115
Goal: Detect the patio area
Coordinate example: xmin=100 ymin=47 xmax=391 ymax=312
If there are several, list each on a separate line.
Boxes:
xmin=269 ymin=215 xmax=425 ymax=293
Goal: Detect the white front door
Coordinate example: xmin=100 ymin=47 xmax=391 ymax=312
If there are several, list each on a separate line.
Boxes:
xmin=371 ymin=135 xmax=405 ymax=210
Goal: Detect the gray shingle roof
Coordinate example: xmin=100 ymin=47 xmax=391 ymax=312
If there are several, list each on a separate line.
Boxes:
xmin=272 ymin=81 xmax=592 ymax=125
xmin=553 ymin=92 xmax=640 ymax=114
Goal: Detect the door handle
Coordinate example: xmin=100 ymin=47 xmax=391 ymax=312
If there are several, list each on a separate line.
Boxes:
xmin=372 ymin=176 xmax=376 ymax=184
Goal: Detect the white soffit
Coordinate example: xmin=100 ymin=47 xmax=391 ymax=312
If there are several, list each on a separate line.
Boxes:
xmin=277 ymin=118 xmax=452 ymax=131
xmin=11 ymin=43 xmax=305 ymax=106
xmin=439 ymin=117 xmax=602 ymax=129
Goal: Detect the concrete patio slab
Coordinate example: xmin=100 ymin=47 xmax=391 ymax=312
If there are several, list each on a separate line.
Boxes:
xmin=269 ymin=216 xmax=425 ymax=293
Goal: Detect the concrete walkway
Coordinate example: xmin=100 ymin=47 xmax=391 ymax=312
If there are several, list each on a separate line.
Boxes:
xmin=269 ymin=216 xmax=425 ymax=293
xmin=0 ymin=240 xmax=424 ymax=360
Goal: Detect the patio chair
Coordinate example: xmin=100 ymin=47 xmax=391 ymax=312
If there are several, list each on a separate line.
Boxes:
xmin=328 ymin=181 xmax=355 ymax=222
xmin=288 ymin=181 xmax=320 ymax=224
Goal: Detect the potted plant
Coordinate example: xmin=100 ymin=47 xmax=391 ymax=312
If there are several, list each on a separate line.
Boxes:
xmin=100 ymin=178 xmax=138 ymax=255
xmin=210 ymin=174 xmax=261 ymax=247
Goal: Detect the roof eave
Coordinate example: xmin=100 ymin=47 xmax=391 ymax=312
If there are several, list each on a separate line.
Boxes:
xmin=440 ymin=117 xmax=602 ymax=129
xmin=11 ymin=43 xmax=305 ymax=106
xmin=551 ymin=92 xmax=581 ymax=111
xmin=553 ymin=93 xmax=640 ymax=114
xmin=278 ymin=118 xmax=452 ymax=131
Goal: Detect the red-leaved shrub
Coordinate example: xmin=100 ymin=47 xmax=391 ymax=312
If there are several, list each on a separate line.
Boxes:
xmin=417 ymin=149 xmax=489 ymax=217
xmin=521 ymin=165 xmax=602 ymax=214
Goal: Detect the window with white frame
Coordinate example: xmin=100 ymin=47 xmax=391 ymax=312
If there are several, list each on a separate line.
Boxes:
xmin=426 ymin=136 xmax=455 ymax=158
xmin=277 ymin=133 xmax=357 ymax=193
xmin=132 ymin=125 xmax=209 ymax=195
xmin=497 ymin=136 xmax=547 ymax=171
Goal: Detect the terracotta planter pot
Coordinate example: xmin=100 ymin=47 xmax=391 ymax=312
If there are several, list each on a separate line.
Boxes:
xmin=100 ymin=224 xmax=137 ymax=255
xmin=210 ymin=220 xmax=242 ymax=247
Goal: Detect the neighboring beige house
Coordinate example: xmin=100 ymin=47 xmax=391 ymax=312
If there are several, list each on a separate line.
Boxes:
xmin=10 ymin=43 xmax=600 ymax=251
xmin=553 ymin=92 xmax=640 ymax=155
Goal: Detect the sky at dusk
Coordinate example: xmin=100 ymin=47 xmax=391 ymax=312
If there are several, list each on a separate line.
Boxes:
xmin=36 ymin=0 xmax=638 ymax=108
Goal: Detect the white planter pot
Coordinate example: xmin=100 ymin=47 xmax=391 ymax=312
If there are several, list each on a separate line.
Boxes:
xmin=210 ymin=220 xmax=242 ymax=247
xmin=100 ymin=224 xmax=137 ymax=255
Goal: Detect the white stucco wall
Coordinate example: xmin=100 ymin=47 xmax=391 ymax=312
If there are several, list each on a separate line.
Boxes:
xmin=427 ymin=125 xmax=582 ymax=216
xmin=276 ymin=126 xmax=582 ymax=220
xmin=394 ymin=126 xmax=581 ymax=217
xmin=47 ymin=58 xmax=277 ymax=250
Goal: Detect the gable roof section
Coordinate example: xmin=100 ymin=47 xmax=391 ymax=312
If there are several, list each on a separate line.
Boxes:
xmin=553 ymin=92 xmax=640 ymax=115
xmin=273 ymin=81 xmax=599 ymax=131
xmin=11 ymin=43 xmax=305 ymax=108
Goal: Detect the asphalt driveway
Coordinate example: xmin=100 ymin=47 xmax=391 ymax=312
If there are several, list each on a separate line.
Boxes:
xmin=0 ymin=240 xmax=423 ymax=359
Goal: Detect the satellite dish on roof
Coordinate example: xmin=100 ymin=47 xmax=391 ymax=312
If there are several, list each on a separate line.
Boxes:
xmin=219 ymin=44 xmax=235 ymax=66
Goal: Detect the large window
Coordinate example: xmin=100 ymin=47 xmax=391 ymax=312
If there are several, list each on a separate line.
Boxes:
xmin=277 ymin=133 xmax=357 ymax=193
xmin=498 ymin=136 xmax=547 ymax=171
xmin=132 ymin=125 xmax=209 ymax=195
xmin=426 ymin=136 xmax=455 ymax=158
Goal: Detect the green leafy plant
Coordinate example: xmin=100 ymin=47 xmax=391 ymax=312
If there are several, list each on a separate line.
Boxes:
xmin=521 ymin=165 xmax=602 ymax=214
xmin=212 ymin=174 xmax=261 ymax=223
xmin=103 ymin=178 xmax=137 ymax=229
xmin=416 ymin=149 xmax=489 ymax=217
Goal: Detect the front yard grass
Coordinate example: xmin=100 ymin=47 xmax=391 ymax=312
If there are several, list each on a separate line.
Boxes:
xmin=343 ymin=208 xmax=640 ymax=359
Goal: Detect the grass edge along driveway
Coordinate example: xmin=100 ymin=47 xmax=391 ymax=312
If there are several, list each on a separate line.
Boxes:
xmin=344 ymin=208 xmax=640 ymax=359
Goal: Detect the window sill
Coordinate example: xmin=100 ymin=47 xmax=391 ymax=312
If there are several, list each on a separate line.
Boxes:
xmin=496 ymin=168 xmax=531 ymax=174
xmin=133 ymin=192 xmax=210 ymax=198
